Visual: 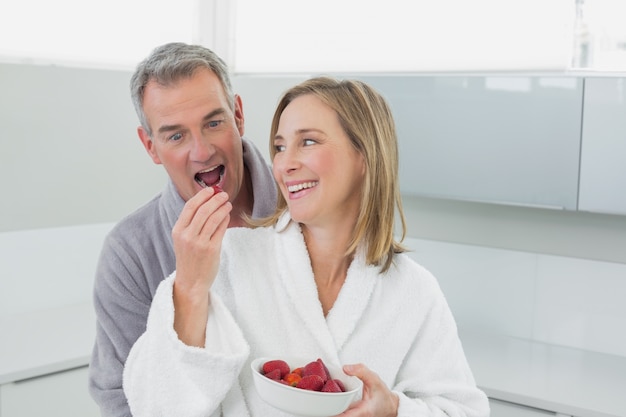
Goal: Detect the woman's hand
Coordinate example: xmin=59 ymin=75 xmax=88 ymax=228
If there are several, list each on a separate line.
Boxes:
xmin=171 ymin=186 xmax=232 ymax=347
xmin=336 ymin=363 xmax=399 ymax=417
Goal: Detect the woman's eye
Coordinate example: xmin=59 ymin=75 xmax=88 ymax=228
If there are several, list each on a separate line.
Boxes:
xmin=303 ymin=139 xmax=316 ymax=146
xmin=274 ymin=144 xmax=286 ymax=152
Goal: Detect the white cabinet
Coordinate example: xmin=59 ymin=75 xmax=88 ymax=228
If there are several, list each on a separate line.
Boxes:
xmin=0 ymin=366 xmax=99 ymax=417
xmin=578 ymin=77 xmax=626 ymax=215
xmin=357 ymin=75 xmax=583 ymax=210
xmin=490 ymin=398 xmax=558 ymax=417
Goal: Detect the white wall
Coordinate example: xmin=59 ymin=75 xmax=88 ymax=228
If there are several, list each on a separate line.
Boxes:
xmin=0 ymin=63 xmax=167 ymax=233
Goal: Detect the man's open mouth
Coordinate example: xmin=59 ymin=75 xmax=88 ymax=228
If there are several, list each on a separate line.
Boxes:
xmin=194 ymin=165 xmax=225 ymax=188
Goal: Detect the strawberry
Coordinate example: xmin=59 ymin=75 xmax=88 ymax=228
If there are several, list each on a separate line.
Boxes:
xmin=321 ymin=379 xmax=343 ymax=393
xmin=283 ymin=372 xmax=302 ymax=387
xmin=296 ymin=375 xmax=325 ymax=391
xmin=333 ymin=379 xmax=346 ymax=392
xmin=264 ymin=368 xmax=282 ymax=381
xmin=302 ymin=359 xmax=329 ymax=382
xmin=211 ymin=184 xmax=223 ymax=194
xmin=317 ymin=358 xmax=331 ymax=380
xmin=262 ymin=360 xmax=290 ymax=379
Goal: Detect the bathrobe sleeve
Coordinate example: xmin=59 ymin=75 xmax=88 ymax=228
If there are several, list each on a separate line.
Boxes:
xmin=122 ymin=273 xmax=250 ymax=417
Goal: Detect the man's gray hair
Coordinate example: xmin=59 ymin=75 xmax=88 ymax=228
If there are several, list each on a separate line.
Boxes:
xmin=130 ymin=42 xmax=234 ymax=136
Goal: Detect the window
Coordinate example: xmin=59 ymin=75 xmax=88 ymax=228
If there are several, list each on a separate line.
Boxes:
xmin=1 ymin=0 xmax=624 ymax=72
xmin=232 ymin=0 xmax=577 ymax=73
xmin=0 ymin=0 xmax=196 ymax=70
xmin=573 ymin=0 xmax=626 ymax=70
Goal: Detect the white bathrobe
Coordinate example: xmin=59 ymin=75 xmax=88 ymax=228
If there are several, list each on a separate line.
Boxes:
xmin=123 ymin=214 xmax=490 ymax=417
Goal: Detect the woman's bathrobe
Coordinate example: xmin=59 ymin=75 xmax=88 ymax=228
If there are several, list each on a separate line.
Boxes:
xmin=123 ymin=214 xmax=490 ymax=417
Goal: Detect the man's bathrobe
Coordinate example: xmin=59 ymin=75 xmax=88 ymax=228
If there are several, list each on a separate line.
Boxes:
xmin=123 ymin=214 xmax=490 ymax=417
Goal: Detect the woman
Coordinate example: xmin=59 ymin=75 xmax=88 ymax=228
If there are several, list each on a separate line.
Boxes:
xmin=123 ymin=77 xmax=489 ymax=416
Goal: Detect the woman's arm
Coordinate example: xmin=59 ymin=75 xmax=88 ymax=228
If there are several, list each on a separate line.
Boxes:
xmin=123 ymin=274 xmax=250 ymax=417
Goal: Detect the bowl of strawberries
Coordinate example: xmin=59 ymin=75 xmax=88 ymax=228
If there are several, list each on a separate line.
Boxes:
xmin=251 ymin=357 xmax=363 ymax=416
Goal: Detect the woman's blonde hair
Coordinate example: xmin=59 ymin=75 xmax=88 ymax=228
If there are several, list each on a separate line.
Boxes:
xmin=257 ymin=76 xmax=407 ymax=273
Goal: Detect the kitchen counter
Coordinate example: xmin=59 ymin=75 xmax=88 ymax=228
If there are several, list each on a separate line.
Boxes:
xmin=0 ymin=302 xmax=94 ymax=384
xmin=461 ymin=330 xmax=626 ymax=417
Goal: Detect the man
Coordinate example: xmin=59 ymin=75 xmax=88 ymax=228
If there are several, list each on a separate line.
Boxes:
xmin=88 ymin=42 xmax=277 ymax=417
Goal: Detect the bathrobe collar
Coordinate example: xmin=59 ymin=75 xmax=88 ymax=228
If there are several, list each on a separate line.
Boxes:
xmin=273 ymin=211 xmax=381 ymax=355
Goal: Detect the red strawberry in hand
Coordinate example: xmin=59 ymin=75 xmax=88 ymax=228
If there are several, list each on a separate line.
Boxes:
xmin=211 ymin=184 xmax=223 ymax=194
xmin=296 ymin=375 xmax=325 ymax=391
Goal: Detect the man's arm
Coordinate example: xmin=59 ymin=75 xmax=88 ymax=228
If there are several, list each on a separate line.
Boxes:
xmin=88 ymin=235 xmax=153 ymax=417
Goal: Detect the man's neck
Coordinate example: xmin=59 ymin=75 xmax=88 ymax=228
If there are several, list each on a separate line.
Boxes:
xmin=229 ymin=165 xmax=254 ymax=228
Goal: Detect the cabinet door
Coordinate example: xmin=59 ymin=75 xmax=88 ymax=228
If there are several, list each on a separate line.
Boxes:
xmin=0 ymin=366 xmax=100 ymax=417
xmin=578 ymin=77 xmax=626 ymax=215
xmin=357 ymin=76 xmax=583 ymax=210
xmin=490 ymin=398 xmax=557 ymax=417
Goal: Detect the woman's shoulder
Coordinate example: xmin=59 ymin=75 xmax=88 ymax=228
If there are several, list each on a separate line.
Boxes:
xmin=389 ymin=252 xmax=443 ymax=290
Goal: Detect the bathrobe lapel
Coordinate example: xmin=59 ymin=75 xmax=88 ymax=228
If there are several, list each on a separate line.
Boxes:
xmin=274 ymin=216 xmax=379 ymax=357
xmin=326 ymin=251 xmax=380 ymax=351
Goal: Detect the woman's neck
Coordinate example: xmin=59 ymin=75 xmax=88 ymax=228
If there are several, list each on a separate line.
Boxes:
xmin=302 ymin=221 xmax=356 ymax=315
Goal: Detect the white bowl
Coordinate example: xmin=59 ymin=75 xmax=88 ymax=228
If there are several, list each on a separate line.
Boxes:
xmin=251 ymin=357 xmax=363 ymax=417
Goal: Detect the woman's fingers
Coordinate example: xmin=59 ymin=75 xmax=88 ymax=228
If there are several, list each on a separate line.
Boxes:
xmin=338 ymin=364 xmax=399 ymax=417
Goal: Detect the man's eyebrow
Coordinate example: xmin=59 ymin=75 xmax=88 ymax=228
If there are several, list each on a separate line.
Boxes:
xmin=156 ymin=108 xmax=227 ymax=134
xmin=201 ymin=108 xmax=227 ymax=122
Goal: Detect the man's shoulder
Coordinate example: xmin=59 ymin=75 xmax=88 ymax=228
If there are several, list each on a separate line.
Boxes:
xmin=105 ymin=192 xmax=170 ymax=247
xmin=241 ymin=137 xmax=277 ymax=218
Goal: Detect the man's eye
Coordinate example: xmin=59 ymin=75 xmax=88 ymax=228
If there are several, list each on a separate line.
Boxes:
xmin=303 ymin=139 xmax=316 ymax=146
xmin=206 ymin=120 xmax=223 ymax=128
xmin=169 ymin=133 xmax=183 ymax=141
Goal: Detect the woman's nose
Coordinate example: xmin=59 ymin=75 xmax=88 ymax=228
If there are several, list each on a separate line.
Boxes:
xmin=274 ymin=147 xmax=300 ymax=174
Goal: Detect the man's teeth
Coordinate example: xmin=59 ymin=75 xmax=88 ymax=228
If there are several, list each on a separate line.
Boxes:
xmin=195 ymin=166 xmax=221 ymax=188
xmin=287 ymin=181 xmax=318 ymax=193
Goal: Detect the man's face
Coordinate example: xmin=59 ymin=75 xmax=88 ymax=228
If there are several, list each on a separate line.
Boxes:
xmin=138 ymin=68 xmax=245 ymax=202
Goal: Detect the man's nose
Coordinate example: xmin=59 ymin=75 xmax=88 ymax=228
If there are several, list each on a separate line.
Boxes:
xmin=189 ymin=133 xmax=214 ymax=162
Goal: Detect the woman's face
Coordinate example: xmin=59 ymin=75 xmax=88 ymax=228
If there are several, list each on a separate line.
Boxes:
xmin=272 ymin=94 xmax=365 ymax=227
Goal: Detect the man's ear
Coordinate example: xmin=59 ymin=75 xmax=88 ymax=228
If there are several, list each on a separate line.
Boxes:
xmin=234 ymin=94 xmax=245 ymax=136
xmin=138 ymin=126 xmax=162 ymax=165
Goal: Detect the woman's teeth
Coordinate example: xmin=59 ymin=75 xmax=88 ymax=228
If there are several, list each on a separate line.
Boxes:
xmin=287 ymin=181 xmax=318 ymax=193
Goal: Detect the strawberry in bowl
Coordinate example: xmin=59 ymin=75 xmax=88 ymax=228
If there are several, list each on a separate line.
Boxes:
xmin=251 ymin=357 xmax=362 ymax=416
